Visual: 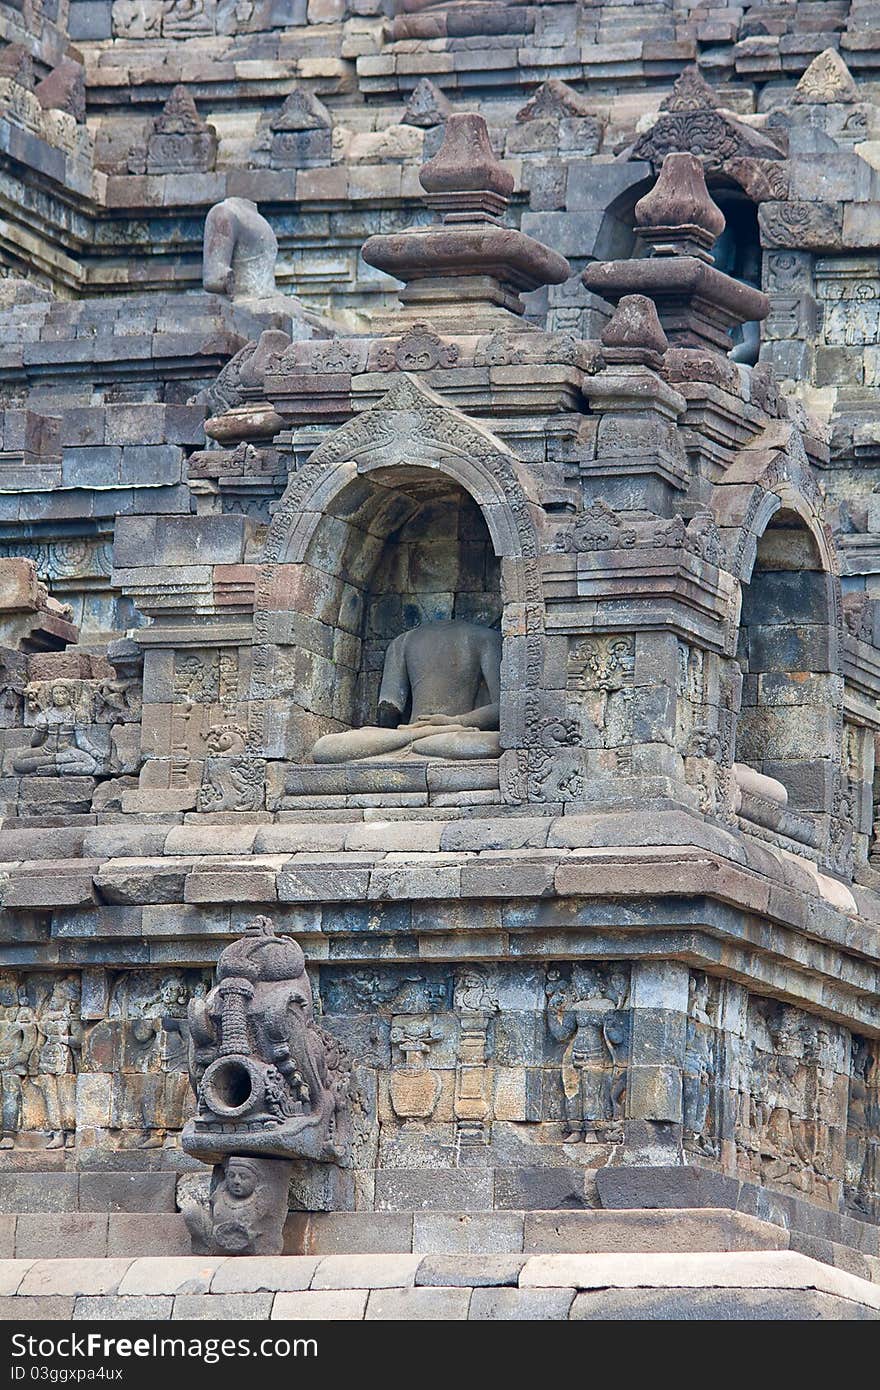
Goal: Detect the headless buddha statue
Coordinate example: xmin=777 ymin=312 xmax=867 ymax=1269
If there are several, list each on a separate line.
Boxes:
xmin=203 ymin=197 xmax=278 ymax=302
xmin=311 ymin=619 xmax=502 ymax=763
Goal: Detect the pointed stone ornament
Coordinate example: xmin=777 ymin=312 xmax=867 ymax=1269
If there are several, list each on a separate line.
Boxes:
xmin=660 ymin=66 xmax=719 ymax=113
xmin=793 ymin=48 xmax=859 ymax=105
xmin=270 ymin=86 xmax=332 ymax=131
xmin=268 ymin=86 xmax=332 ymax=168
xmin=635 ymin=152 xmax=726 ymax=260
xmin=632 ymin=66 xmax=784 ymax=168
xmin=601 ymin=294 xmax=668 ymax=368
xmin=146 ymin=85 xmax=218 ymax=173
xmin=402 ymin=78 xmax=452 ymax=128
xmin=516 ymin=78 xmax=594 ymax=123
xmin=154 ymin=84 xmax=206 ymax=134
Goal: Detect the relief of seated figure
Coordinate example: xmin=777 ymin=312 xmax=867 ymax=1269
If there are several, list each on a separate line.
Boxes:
xmin=12 ymin=682 xmax=104 ymax=777
xmin=311 ymin=619 xmax=502 ymax=763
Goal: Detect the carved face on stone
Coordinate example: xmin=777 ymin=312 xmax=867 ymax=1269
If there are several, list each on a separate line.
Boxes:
xmin=48 ymin=982 xmax=70 ymax=1011
xmin=225 ymin=1158 xmax=258 ymax=1199
xmin=50 ymin=684 xmax=73 ymax=708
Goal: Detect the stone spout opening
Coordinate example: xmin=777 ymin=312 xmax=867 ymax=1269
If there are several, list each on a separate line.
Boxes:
xmin=202 ymin=1057 xmax=259 ymax=1117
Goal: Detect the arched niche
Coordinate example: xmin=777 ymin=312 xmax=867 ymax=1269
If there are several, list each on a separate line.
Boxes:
xmin=290 ymin=466 xmax=501 ymax=737
xmin=734 ymin=506 xmax=842 ymax=828
xmin=249 ymin=375 xmax=546 ymax=777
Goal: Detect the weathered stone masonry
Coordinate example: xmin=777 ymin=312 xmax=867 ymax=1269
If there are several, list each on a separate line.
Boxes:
xmin=2 ymin=0 xmax=880 ymax=1311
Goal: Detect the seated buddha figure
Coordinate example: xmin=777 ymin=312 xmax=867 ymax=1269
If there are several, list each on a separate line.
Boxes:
xmin=311 ymin=619 xmax=502 ymax=763
xmin=12 ymin=681 xmax=104 ymax=777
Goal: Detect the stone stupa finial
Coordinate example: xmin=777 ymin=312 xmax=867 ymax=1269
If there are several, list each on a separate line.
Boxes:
xmin=418 ymin=111 xmax=515 ymax=219
xmin=634 ymin=152 xmax=726 ymax=263
xmin=361 ymin=110 xmax=569 ymax=332
xmin=583 ymin=151 xmax=768 ymax=357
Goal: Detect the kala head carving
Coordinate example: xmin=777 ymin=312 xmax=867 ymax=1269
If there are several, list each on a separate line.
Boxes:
xmin=181 ymin=916 xmax=351 ymax=1255
xmin=183 ymin=914 xmax=350 ymax=1165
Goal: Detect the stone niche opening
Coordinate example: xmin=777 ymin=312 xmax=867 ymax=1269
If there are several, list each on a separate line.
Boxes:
xmin=733 ymin=509 xmax=840 ymax=845
xmin=274 ymin=465 xmax=504 ymax=766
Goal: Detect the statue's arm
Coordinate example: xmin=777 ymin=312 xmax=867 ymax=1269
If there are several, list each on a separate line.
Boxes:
xmin=74 ymin=727 xmax=103 ymax=758
xmin=29 ymin=713 xmax=48 ymax=748
xmin=376 ymin=632 xmax=410 ymax=726
xmin=454 ymin=630 xmax=501 ymax=729
xmin=203 ymin=207 xmax=236 ymax=296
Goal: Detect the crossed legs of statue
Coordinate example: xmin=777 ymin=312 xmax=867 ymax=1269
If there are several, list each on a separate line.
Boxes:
xmin=311 ymin=719 xmax=501 ymax=764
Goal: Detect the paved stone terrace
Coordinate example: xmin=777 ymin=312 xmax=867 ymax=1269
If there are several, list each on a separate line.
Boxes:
xmin=0 ymin=1251 xmax=878 ymax=1320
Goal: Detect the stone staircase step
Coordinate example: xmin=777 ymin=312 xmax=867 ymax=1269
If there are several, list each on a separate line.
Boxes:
xmin=0 ymin=1251 xmax=877 ymax=1321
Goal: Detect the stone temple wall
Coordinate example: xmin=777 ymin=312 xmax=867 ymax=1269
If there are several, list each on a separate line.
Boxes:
xmin=2 ymin=0 xmax=880 ymax=1311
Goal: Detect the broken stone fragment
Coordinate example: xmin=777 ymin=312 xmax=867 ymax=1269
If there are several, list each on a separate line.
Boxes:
xmin=35 ymin=59 xmax=86 ymax=124
xmin=600 ymin=293 xmax=669 ymax=364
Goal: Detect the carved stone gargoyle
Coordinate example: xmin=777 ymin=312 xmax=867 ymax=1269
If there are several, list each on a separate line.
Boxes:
xmin=180 ymin=915 xmax=351 ymax=1255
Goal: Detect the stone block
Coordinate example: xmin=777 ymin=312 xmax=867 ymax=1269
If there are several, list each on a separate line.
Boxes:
xmin=73 ymin=1294 xmax=173 ymax=1320
xmin=78 ymin=1172 xmax=177 ymax=1213
xmin=521 ymin=1210 xmax=789 ymax=1254
xmin=569 ymin=1287 xmax=879 ymax=1319
xmin=172 ymin=1293 xmax=274 ymax=1319
xmin=310 ymin=1253 xmax=421 ymax=1290
xmin=18 ymin=1259 xmax=132 ymax=1297
xmin=365 ymin=1286 xmax=472 ymax=1319
xmin=0 ymin=1174 xmax=79 ymax=1214
xmin=494 ymin=1169 xmax=588 ymax=1210
xmin=184 ymin=869 xmax=277 ymax=903
xmin=469 ymin=1286 xmax=575 ymax=1319
xmin=277 ymin=867 xmax=371 ymax=901
xmin=16 ymin=1213 xmax=108 ymax=1259
xmin=595 ymin=1165 xmax=742 ymax=1211
xmin=375 ymin=1171 xmax=493 ymax=1212
xmin=412 ymin=1212 xmax=524 ymax=1255
xmin=106 ymin=1214 xmax=191 ymax=1257
xmin=117 ymin=1257 xmax=225 ymax=1296
xmin=460 ymin=861 xmax=556 ymax=898
xmin=297 ymin=1213 xmax=413 ymax=1255
xmin=0 ymin=1295 xmax=75 ymax=1321
xmin=119 ymin=445 xmax=183 ymax=486
xmin=210 ymin=1257 xmax=320 ymax=1293
xmin=415 ymin=1255 xmax=526 ymax=1287
xmin=271 ymin=1289 xmax=367 ymax=1319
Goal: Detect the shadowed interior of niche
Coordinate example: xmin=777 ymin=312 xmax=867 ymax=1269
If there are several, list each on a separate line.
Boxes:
xmin=300 ymin=466 xmax=502 ymax=733
xmin=735 ymin=510 xmax=838 ymax=829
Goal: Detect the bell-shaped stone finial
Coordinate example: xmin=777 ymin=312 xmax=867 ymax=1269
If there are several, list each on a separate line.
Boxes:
xmin=362 ymin=107 xmax=569 ymax=331
xmin=419 ymin=112 xmax=514 ymax=219
xmin=634 ymin=152 xmax=726 ymax=261
xmin=601 ymin=294 xmax=668 ymax=367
